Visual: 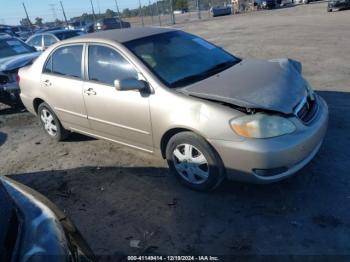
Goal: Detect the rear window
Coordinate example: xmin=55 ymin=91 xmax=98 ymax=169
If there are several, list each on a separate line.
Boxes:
xmin=0 ymin=39 xmax=34 ymax=59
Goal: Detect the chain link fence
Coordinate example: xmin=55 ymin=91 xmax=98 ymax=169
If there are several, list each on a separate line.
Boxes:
xmin=120 ymin=0 xmax=238 ymax=28
xmin=3 ymin=0 xmax=256 ymax=31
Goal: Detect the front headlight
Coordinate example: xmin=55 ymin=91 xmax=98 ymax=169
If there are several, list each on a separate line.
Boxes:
xmin=230 ymin=114 xmax=296 ymax=138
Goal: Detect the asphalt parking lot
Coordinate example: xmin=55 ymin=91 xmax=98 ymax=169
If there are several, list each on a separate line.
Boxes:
xmin=1 ymin=1 xmax=350 ymax=258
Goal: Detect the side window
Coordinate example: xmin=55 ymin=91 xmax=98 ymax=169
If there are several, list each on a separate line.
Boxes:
xmin=88 ymin=45 xmax=138 ymax=86
xmin=50 ymin=45 xmax=83 ymax=78
xmin=43 ymin=55 xmax=52 ymax=73
xmin=27 ymin=35 xmax=42 ymax=47
xmin=44 ymin=35 xmax=57 ymax=47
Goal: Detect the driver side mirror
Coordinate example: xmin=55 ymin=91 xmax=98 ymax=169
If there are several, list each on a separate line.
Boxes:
xmin=114 ymin=78 xmax=147 ymax=91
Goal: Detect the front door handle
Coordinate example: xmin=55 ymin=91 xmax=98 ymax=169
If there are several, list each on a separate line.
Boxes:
xmin=43 ymin=79 xmax=52 ymax=87
xmin=84 ymin=88 xmax=96 ymax=96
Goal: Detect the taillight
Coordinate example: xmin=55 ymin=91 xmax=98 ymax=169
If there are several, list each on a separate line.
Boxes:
xmin=16 ymin=74 xmax=20 ymax=83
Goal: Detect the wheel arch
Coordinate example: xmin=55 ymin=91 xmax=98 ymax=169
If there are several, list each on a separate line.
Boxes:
xmin=33 ymin=98 xmax=46 ymax=114
xmin=160 ymin=127 xmax=209 ymax=159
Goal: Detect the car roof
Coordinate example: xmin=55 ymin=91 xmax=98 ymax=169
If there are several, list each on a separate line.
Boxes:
xmin=47 ymin=29 xmax=82 ymax=34
xmin=74 ymin=27 xmax=176 ymax=43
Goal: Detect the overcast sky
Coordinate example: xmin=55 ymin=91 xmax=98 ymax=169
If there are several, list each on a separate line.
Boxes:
xmin=0 ymin=0 xmax=146 ymax=25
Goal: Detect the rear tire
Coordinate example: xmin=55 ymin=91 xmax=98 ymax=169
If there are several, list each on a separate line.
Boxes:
xmin=166 ymin=132 xmax=226 ymax=191
xmin=38 ymin=102 xmax=69 ymax=141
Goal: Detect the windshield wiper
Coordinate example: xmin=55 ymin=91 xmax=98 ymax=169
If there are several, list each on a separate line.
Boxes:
xmin=203 ymin=60 xmax=237 ymax=75
xmin=171 ymin=60 xmax=238 ymax=88
xmin=171 ymin=74 xmax=206 ymax=88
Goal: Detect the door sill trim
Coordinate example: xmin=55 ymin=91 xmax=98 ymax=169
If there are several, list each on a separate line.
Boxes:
xmin=69 ymin=127 xmax=154 ymax=154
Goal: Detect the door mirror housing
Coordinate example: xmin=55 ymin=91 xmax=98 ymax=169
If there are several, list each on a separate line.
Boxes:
xmin=114 ymin=78 xmax=147 ymax=91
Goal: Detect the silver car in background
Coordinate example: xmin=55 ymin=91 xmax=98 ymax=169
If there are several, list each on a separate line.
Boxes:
xmin=18 ymin=28 xmax=328 ymax=191
xmin=26 ymin=29 xmax=85 ymax=51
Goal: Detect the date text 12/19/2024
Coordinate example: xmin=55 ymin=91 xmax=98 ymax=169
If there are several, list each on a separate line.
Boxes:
xmin=127 ymin=256 xmax=220 ymax=261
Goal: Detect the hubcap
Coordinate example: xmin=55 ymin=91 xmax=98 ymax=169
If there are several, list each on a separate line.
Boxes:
xmin=172 ymin=144 xmax=209 ymax=184
xmin=40 ymin=109 xmax=57 ymax=137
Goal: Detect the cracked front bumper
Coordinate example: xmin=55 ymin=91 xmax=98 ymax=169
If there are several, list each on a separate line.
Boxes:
xmin=209 ymin=96 xmax=328 ymax=183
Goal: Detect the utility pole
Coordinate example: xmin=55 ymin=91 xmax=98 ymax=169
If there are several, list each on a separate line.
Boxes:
xmin=114 ymin=0 xmax=123 ymax=28
xmin=169 ymin=0 xmax=175 ymax=24
xmin=149 ymin=0 xmax=154 ymax=25
xmin=155 ymin=0 xmax=161 ymax=26
xmin=22 ymin=2 xmax=33 ymax=33
xmin=138 ymin=0 xmax=144 ymax=27
xmin=49 ymin=4 xmax=58 ymax=24
xmin=59 ymin=1 xmax=68 ymax=26
xmin=89 ymin=0 xmax=97 ymax=23
xmin=96 ymin=0 xmax=101 ymax=16
xmin=197 ymin=0 xmax=201 ymax=19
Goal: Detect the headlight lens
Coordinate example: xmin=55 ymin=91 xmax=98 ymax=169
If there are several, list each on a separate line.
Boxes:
xmin=230 ymin=114 xmax=296 ymax=138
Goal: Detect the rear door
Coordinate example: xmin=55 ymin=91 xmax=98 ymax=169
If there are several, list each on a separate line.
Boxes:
xmin=41 ymin=44 xmax=89 ymax=129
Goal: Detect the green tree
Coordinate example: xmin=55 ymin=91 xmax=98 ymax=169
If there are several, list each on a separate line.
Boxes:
xmin=54 ymin=19 xmax=63 ymax=26
xmin=105 ymin=8 xmax=116 ymax=18
xmin=35 ymin=17 xmax=43 ymax=27
xmin=20 ymin=18 xmax=31 ymax=27
xmin=174 ymin=0 xmax=188 ymax=10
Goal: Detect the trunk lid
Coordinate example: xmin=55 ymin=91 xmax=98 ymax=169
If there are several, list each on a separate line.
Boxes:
xmin=0 ymin=52 xmax=40 ymax=73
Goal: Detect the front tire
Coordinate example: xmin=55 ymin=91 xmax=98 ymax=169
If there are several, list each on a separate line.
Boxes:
xmin=166 ymin=132 xmax=226 ymax=191
xmin=38 ymin=102 xmax=69 ymax=141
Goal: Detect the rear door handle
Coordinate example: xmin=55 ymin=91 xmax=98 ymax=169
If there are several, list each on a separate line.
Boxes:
xmin=43 ymin=79 xmax=52 ymax=87
xmin=84 ymin=88 xmax=96 ymax=96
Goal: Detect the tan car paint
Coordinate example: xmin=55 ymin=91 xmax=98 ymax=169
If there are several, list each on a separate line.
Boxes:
xmin=19 ymin=32 xmax=328 ymax=183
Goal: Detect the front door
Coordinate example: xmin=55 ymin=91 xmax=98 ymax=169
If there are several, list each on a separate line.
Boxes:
xmin=41 ymin=44 xmax=89 ymax=129
xmin=83 ymin=44 xmax=153 ymax=152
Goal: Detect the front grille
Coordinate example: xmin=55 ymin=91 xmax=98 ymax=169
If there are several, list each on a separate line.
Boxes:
xmin=295 ymin=95 xmax=318 ymax=123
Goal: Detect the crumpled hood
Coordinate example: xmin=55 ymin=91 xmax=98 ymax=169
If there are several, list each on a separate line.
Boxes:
xmin=0 ymin=52 xmax=40 ymax=72
xmin=179 ymin=58 xmax=307 ymax=114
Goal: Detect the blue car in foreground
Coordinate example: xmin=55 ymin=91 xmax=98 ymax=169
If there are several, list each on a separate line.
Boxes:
xmin=0 ymin=175 xmax=95 ymax=261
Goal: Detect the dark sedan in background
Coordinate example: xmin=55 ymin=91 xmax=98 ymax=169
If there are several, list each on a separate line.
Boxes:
xmin=0 ymin=175 xmax=95 ymax=261
xmin=210 ymin=6 xmax=232 ymax=17
xmin=328 ymin=0 xmax=350 ymax=11
xmin=0 ymin=34 xmax=39 ymax=107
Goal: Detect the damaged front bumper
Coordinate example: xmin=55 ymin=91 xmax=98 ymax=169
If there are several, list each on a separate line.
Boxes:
xmin=208 ymin=95 xmax=328 ymax=183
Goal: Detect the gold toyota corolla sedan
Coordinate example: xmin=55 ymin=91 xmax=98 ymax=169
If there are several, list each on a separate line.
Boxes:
xmin=19 ymin=27 xmax=328 ymax=191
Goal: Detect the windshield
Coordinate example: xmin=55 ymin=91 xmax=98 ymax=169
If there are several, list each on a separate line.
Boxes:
xmin=124 ymin=31 xmax=240 ymax=87
xmin=54 ymin=31 xmax=84 ymax=40
xmin=0 ymin=38 xmax=34 ymax=59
